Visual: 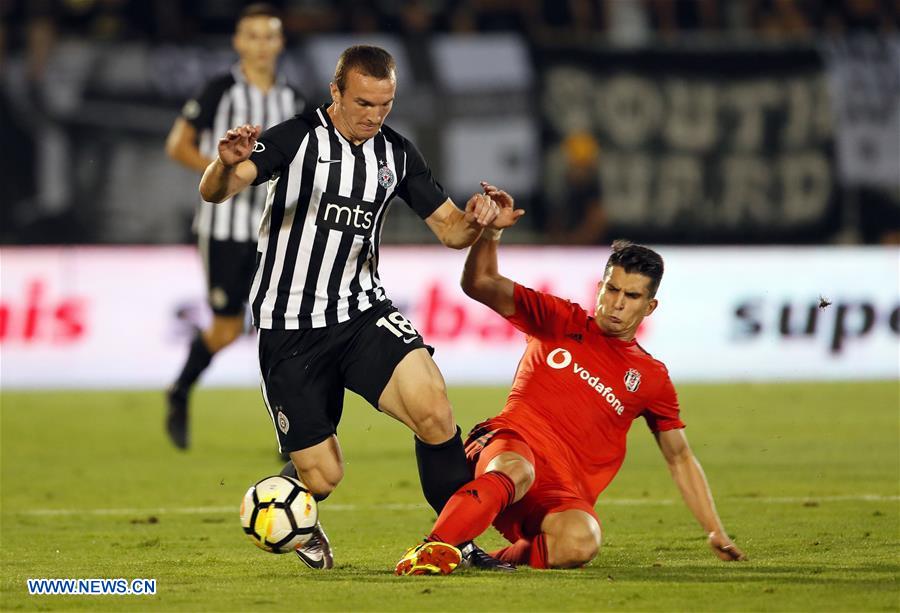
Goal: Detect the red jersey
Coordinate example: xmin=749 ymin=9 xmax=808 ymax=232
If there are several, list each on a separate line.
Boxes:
xmin=489 ymin=284 xmax=684 ymax=503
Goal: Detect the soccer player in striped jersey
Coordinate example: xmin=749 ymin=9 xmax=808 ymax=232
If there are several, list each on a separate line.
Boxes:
xmin=396 ymin=190 xmax=745 ymax=574
xmin=164 ymin=4 xmax=303 ymax=450
xmin=198 ymin=45 xmax=523 ymax=570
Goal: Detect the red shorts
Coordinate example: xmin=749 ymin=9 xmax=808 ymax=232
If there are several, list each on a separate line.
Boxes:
xmin=465 ymin=421 xmax=599 ymax=544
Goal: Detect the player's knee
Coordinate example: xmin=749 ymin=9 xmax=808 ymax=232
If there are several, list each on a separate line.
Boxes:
xmin=485 ymin=455 xmax=535 ymax=501
xmin=406 ymin=393 xmax=454 ymax=443
xmin=292 ymin=459 xmax=344 ymax=498
xmin=553 ymin=532 xmax=600 ymax=568
xmin=549 ymin=519 xmax=602 ymax=568
xmin=296 ymin=467 xmax=342 ymax=498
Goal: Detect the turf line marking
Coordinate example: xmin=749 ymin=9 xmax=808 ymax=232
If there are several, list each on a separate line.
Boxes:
xmin=13 ymin=494 xmax=899 ymax=517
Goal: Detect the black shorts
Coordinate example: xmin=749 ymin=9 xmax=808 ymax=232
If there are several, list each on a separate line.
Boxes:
xmin=257 ymin=300 xmax=433 ymax=453
xmin=200 ymin=236 xmax=257 ymax=316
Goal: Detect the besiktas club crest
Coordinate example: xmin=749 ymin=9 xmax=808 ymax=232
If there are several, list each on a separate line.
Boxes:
xmin=624 ymin=368 xmax=641 ymax=392
xmin=378 ymin=161 xmax=394 ymax=189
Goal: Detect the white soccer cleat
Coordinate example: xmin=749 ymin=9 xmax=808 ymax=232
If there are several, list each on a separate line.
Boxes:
xmin=295 ymin=522 xmax=333 ymax=570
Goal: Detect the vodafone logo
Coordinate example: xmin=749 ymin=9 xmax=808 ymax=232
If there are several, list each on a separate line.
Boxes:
xmin=546 ymin=348 xmax=572 ymax=369
xmin=543 ymin=346 xmax=625 ymax=415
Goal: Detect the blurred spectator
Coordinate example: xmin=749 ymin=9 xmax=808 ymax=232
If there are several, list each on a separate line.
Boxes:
xmin=283 ymin=0 xmax=342 ymax=35
xmin=825 ymin=0 xmax=895 ymax=34
xmin=649 ymin=0 xmax=722 ymax=40
xmin=544 ymin=132 xmax=607 ymax=245
xmin=603 ymin=0 xmax=653 ymax=46
xmin=522 ymin=0 xmax=599 ymax=44
xmin=448 ymin=0 xmax=526 ymax=32
xmin=752 ymin=0 xmax=815 ymax=39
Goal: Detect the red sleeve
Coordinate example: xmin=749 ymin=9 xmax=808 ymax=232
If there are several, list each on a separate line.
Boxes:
xmin=642 ymin=372 xmax=685 ymax=433
xmin=506 ymin=283 xmax=575 ymax=339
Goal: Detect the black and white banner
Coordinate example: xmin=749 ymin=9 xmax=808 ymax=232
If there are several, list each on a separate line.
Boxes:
xmin=823 ymin=36 xmax=900 ymax=189
xmin=538 ymin=46 xmax=839 ymax=243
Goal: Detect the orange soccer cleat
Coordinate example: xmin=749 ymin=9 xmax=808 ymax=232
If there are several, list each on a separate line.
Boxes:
xmin=394 ymin=541 xmax=462 ymax=576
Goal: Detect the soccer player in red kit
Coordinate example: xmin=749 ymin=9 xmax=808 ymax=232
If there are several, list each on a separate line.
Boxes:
xmin=396 ymin=183 xmax=745 ymax=574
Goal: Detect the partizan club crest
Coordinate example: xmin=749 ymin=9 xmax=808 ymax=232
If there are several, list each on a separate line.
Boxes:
xmin=377 ymin=160 xmax=395 ymax=189
xmin=624 ymin=368 xmax=641 ymax=392
xmin=276 ymin=409 xmax=290 ymax=434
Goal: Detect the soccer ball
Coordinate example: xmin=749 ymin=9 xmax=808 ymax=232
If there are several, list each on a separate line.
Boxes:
xmin=240 ymin=475 xmax=318 ymax=553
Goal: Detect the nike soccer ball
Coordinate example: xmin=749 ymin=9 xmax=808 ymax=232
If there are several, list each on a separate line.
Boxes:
xmin=240 ymin=475 xmax=317 ymax=553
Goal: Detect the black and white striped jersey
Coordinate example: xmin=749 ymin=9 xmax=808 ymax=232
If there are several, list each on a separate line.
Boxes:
xmin=247 ymin=104 xmax=448 ymax=330
xmin=183 ymin=64 xmax=303 ymax=243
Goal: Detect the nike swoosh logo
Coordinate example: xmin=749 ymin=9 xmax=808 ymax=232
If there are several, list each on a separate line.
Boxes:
xmin=318 ymin=157 xmax=341 ymax=164
xmin=402 ymin=337 xmax=417 ymax=344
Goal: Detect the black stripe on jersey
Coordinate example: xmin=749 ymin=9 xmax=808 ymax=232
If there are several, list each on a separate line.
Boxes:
xmin=270 ymin=134 xmax=319 ymax=328
xmin=297 ymin=128 xmax=342 ymax=327
xmin=252 ymin=162 xmax=291 ymax=325
xmin=324 ymin=141 xmax=367 ymax=325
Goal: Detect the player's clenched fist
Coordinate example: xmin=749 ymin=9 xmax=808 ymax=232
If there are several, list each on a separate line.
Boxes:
xmin=464 ymin=193 xmax=500 ymax=228
xmin=217 ymin=124 xmax=262 ymax=166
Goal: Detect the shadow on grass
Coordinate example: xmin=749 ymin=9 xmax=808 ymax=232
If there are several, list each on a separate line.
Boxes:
xmin=256 ymin=561 xmax=900 ymax=588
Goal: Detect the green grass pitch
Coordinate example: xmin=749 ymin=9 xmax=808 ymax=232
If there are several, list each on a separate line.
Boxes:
xmin=1 ymin=382 xmax=898 ymax=611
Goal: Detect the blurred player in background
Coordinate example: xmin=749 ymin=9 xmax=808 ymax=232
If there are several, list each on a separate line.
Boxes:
xmin=396 ymin=185 xmax=744 ymax=574
xmin=198 ymin=45 xmax=522 ymax=570
xmin=164 ymin=4 xmax=303 ymax=450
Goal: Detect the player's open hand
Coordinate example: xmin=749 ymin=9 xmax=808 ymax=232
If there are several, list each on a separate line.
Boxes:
xmin=218 ymin=124 xmax=262 ymax=167
xmin=481 ymin=181 xmax=525 ymax=229
xmin=708 ymin=531 xmax=746 ymax=561
xmin=464 ymin=193 xmax=500 ymax=228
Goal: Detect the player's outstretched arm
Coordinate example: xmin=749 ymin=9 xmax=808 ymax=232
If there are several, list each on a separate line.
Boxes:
xmin=199 ymin=124 xmax=260 ymax=203
xmin=165 ymin=118 xmax=214 ymax=174
xmin=459 ymin=182 xmax=525 ymax=317
xmin=654 ymin=429 xmax=746 ymax=562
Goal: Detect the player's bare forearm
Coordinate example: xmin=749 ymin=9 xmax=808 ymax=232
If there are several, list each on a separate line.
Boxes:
xmin=199 ymin=124 xmax=260 ymax=202
xmin=461 ymin=229 xmax=515 ymax=317
xmin=667 ymin=450 xmax=726 ymax=535
xmin=656 ymin=429 xmax=745 ymax=561
xmin=425 ymin=196 xmax=498 ymax=250
xmin=199 ymin=158 xmax=253 ymax=203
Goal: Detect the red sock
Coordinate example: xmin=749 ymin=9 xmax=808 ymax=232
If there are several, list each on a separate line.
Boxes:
xmin=490 ymin=534 xmax=549 ymax=569
xmin=528 ymin=534 xmax=549 ymax=569
xmin=490 ymin=538 xmax=530 ymax=564
xmin=428 ymin=471 xmax=516 ymax=546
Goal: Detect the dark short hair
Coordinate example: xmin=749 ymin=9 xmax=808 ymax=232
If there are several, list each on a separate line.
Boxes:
xmin=604 ymin=239 xmax=664 ymax=298
xmin=334 ymin=45 xmax=396 ymax=92
xmin=237 ymin=3 xmax=282 ymax=26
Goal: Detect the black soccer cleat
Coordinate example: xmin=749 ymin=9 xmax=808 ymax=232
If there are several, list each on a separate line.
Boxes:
xmin=165 ymin=386 xmax=189 ymax=450
xmin=295 ymin=522 xmax=334 ymax=570
xmin=459 ymin=541 xmax=516 ymax=572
